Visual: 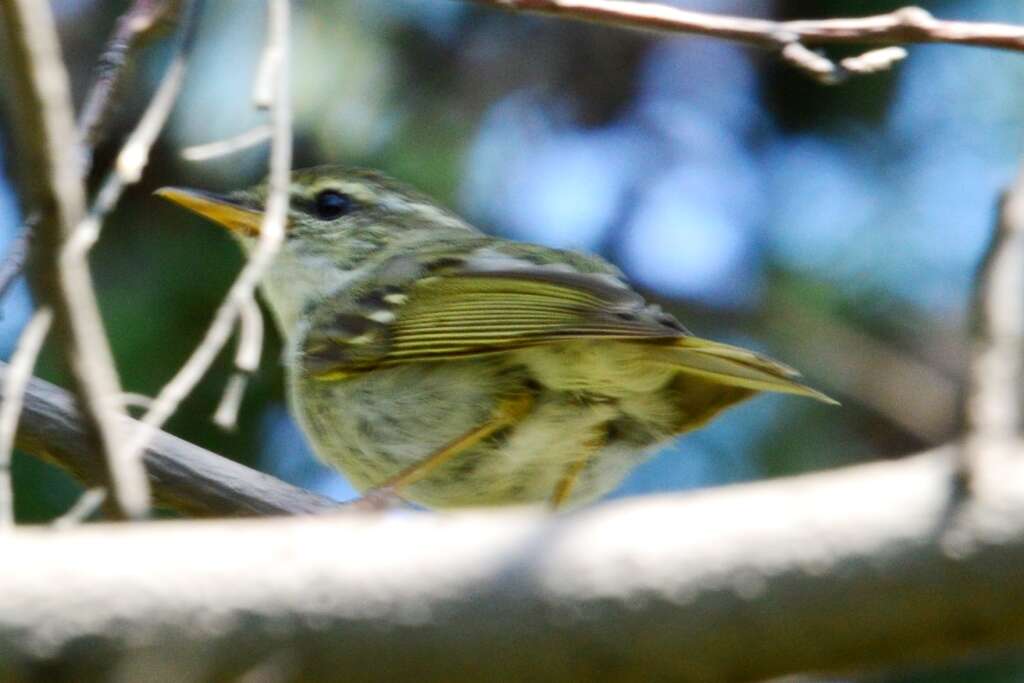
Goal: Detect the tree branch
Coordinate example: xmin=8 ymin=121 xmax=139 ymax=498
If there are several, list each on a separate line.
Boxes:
xmin=0 ymin=362 xmax=334 ymax=518
xmin=0 ymin=1 xmax=195 ymax=310
xmin=77 ymin=0 xmax=189 ymax=172
xmin=469 ymin=2 xmax=1024 ymax=82
xmin=1 ymin=444 xmax=1023 ymax=680
xmin=0 ymin=309 xmax=52 ymax=529
xmin=0 ymin=0 xmax=148 ymax=519
xmin=124 ymin=0 xmax=291 ymax=461
xmin=470 ymin=2 xmax=1024 ymax=50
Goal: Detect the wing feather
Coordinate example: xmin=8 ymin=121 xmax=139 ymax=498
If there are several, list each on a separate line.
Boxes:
xmin=299 ymin=262 xmax=832 ymax=403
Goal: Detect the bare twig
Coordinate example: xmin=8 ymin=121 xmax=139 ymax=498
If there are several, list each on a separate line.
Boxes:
xmin=77 ymin=0 xmax=189 ymax=171
xmin=51 ymin=487 xmax=106 ymax=529
xmin=82 ymin=0 xmax=202 ymax=249
xmin=0 ymin=362 xmax=335 ymax=517
xmin=181 ymin=124 xmax=273 ymax=162
xmin=213 ymin=296 xmax=263 ymax=430
xmin=0 ymin=308 xmax=53 ymax=530
xmin=471 ymin=2 xmax=1024 ymax=50
xmin=962 ymin=165 xmax=1024 ymax=485
xmin=470 ymin=2 xmax=1024 ymax=81
xmin=125 ymin=0 xmax=291 ymax=462
xmin=0 ymin=0 xmax=145 ymax=519
xmin=781 ymin=43 xmax=908 ymax=85
xmin=13 ymin=0 xmax=199 ymax=520
xmin=0 ymin=224 xmax=34 ymax=307
xmin=211 ymin=373 xmax=248 ymax=430
xmin=0 ymin=2 xmax=195 ymax=303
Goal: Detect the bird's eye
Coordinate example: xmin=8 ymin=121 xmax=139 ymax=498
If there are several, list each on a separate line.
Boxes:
xmin=313 ymin=190 xmax=353 ymax=220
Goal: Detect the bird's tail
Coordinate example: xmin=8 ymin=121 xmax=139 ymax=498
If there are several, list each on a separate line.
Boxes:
xmin=645 ymin=337 xmax=837 ymax=404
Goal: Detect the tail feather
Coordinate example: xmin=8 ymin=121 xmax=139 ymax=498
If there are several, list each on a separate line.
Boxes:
xmin=647 ymin=338 xmax=837 ymax=405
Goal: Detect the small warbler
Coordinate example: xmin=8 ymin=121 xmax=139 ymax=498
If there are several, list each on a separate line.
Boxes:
xmin=158 ymin=166 xmax=832 ymax=509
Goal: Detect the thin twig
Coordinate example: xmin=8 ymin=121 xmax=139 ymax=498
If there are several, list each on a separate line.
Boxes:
xmin=181 ymin=124 xmax=273 ymax=162
xmin=213 ymin=296 xmax=263 ymax=430
xmin=45 ymin=0 xmax=199 ymax=521
xmin=0 ymin=223 xmax=34 ymax=308
xmin=81 ymin=0 xmax=202 ymax=252
xmin=472 ymin=2 xmax=1024 ymax=50
xmin=125 ymin=0 xmax=291 ymax=466
xmin=0 ymin=308 xmax=53 ymax=530
xmin=77 ymin=0 xmax=189 ymax=172
xmin=51 ymin=487 xmax=107 ymax=529
xmin=49 ymin=0 xmax=200 ymax=519
xmin=211 ymin=374 xmax=248 ymax=430
xmin=0 ymin=0 xmax=144 ymax=519
xmin=470 ymin=2 xmax=1024 ymax=81
xmin=234 ymin=294 xmax=265 ymax=375
xmin=0 ymin=2 xmax=194 ymax=302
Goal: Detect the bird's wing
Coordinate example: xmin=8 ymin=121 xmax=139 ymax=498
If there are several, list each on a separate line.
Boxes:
xmin=299 ymin=254 xmax=831 ymax=402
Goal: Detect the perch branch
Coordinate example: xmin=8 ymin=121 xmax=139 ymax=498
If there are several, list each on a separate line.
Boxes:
xmin=0 ymin=361 xmax=335 ymax=517
xmin=2 ymin=445 xmax=1024 ymax=680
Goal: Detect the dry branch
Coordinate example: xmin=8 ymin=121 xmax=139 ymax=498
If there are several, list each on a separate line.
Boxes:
xmin=125 ymin=0 xmax=292 ymax=461
xmin=2 ymin=445 xmax=1024 ymax=681
xmin=470 ymin=2 xmax=1024 ymax=82
xmin=0 ymin=0 xmax=146 ymax=519
xmin=77 ymin=0 xmax=190 ymax=170
xmin=0 ymin=309 xmax=52 ymax=529
xmin=471 ymin=2 xmax=1024 ymax=50
xmin=0 ymin=362 xmax=334 ymax=518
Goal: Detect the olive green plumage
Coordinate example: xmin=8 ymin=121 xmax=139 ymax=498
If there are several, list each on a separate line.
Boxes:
xmin=159 ymin=166 xmax=832 ymax=509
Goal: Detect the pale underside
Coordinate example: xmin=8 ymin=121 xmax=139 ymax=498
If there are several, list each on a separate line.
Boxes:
xmin=290 ymin=340 xmax=750 ymax=508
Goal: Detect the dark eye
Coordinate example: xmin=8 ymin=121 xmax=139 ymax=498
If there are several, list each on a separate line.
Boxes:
xmin=313 ymin=190 xmax=353 ymax=220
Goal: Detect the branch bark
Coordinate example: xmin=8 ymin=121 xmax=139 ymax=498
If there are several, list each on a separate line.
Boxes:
xmin=124 ymin=0 xmax=291 ymax=462
xmin=470 ymin=2 xmax=1024 ymax=50
xmin=963 ymin=165 xmax=1024 ymax=485
xmin=0 ymin=362 xmax=335 ymax=517
xmin=469 ymin=2 xmax=1024 ymax=83
xmin=0 ymin=0 xmax=146 ymax=519
xmin=77 ymin=0 xmax=189 ymax=172
xmin=1 ymin=445 xmax=1023 ymax=681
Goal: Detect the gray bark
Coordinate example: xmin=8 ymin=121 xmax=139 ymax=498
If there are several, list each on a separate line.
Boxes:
xmin=2 ymin=445 xmax=1023 ymax=681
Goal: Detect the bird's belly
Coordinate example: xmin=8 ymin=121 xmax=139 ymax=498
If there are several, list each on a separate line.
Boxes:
xmin=289 ymin=355 xmax=676 ymax=508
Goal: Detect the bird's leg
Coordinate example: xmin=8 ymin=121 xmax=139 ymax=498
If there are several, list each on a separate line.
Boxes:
xmin=549 ymin=426 xmax=608 ymax=510
xmin=357 ymin=392 xmax=535 ymax=506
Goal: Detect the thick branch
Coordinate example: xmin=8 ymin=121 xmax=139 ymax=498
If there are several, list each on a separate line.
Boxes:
xmin=1 ymin=446 xmax=1023 ymax=680
xmin=470 ymin=2 xmax=1024 ymax=52
xmin=0 ymin=363 xmax=334 ymax=517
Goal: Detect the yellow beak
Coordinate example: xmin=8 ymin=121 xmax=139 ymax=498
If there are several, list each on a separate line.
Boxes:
xmin=155 ymin=187 xmax=264 ymax=237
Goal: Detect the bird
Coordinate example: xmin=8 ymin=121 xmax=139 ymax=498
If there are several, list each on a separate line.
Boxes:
xmin=157 ymin=166 xmax=832 ymax=510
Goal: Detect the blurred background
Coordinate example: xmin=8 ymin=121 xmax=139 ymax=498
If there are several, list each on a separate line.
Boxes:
xmin=1 ymin=0 xmax=1023 ymax=679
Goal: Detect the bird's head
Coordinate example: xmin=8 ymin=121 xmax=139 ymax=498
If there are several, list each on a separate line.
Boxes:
xmin=157 ymin=165 xmax=474 ymax=334
xmin=157 ymin=165 xmax=472 ymax=261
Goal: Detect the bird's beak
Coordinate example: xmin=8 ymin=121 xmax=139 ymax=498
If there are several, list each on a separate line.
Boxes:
xmin=155 ymin=187 xmax=263 ymax=237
